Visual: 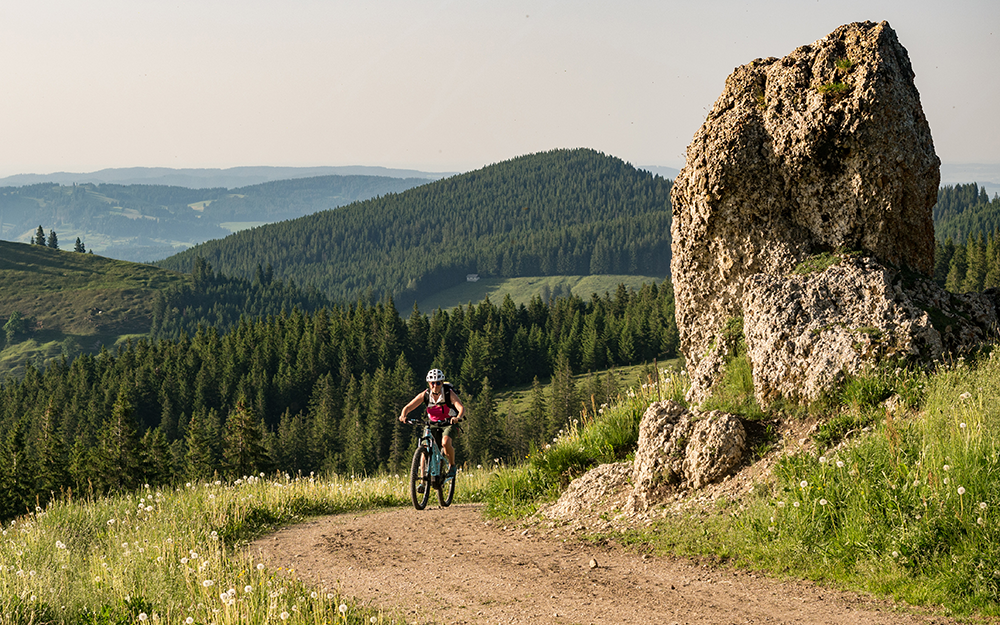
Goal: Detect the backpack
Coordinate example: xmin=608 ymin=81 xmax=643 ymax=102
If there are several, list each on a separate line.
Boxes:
xmin=423 ymin=382 xmax=458 ymax=416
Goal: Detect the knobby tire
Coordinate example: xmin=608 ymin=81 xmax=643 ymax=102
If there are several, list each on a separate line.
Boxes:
xmin=438 ymin=466 xmax=455 ymax=507
xmin=410 ymin=447 xmax=430 ymax=510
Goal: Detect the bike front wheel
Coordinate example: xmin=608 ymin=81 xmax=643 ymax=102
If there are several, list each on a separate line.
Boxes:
xmin=410 ymin=447 xmax=430 ymax=510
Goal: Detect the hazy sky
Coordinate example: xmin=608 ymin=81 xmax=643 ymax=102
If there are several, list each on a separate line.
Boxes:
xmin=1 ymin=0 xmax=997 ymax=177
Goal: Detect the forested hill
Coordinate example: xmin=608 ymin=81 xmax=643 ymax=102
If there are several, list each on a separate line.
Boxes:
xmin=154 ymin=149 xmax=674 ymax=308
xmin=934 ymin=182 xmax=1000 ymax=244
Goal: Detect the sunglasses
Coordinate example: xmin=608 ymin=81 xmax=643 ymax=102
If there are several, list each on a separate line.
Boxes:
xmin=429 ymin=381 xmax=442 ymax=386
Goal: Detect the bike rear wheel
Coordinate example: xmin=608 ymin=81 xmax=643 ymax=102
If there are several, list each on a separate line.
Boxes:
xmin=410 ymin=447 xmax=430 ymax=510
xmin=438 ymin=467 xmax=455 ymax=507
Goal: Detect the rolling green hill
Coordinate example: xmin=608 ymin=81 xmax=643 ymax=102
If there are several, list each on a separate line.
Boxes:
xmin=154 ymin=149 xmax=674 ymax=309
xmin=0 ymin=240 xmax=189 ymax=375
xmin=0 ymin=174 xmax=430 ymax=262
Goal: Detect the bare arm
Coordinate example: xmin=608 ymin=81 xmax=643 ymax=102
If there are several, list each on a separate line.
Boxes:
xmin=399 ymin=392 xmax=425 ymax=423
xmin=450 ymin=392 xmax=465 ymax=423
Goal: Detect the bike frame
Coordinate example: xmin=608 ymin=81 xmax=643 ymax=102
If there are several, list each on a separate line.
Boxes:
xmin=419 ymin=421 xmax=449 ymax=482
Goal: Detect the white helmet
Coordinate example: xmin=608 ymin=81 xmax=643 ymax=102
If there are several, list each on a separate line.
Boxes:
xmin=426 ymin=369 xmax=446 ymax=383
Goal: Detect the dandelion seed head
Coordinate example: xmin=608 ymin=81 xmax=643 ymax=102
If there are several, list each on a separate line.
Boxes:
xmin=836 ymin=460 xmax=845 ymax=468
xmin=800 ymin=480 xmax=808 ymax=489
xmin=959 ymin=487 xmax=967 ymax=495
xmin=819 ymin=456 xmax=827 ymax=464
xmin=819 ymin=499 xmax=827 ymax=506
xmin=980 ymin=502 xmax=988 ymax=510
xmin=340 ymin=604 xmax=349 ymax=614
xmin=979 ymin=517 xmax=985 ymax=526
xmin=943 ymin=464 xmax=951 ymax=471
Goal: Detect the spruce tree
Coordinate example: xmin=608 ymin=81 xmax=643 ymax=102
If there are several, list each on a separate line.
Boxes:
xmin=307 ymin=373 xmax=341 ymax=473
xmin=33 ymin=225 xmax=45 ymax=245
xmin=463 ymin=376 xmax=504 ymax=466
xmin=74 ymin=237 xmax=86 ymax=253
xmin=47 ymin=229 xmax=58 ymax=249
xmin=95 ymin=382 xmax=142 ymax=492
xmin=140 ymin=427 xmax=174 ymax=485
xmin=222 ymin=399 xmax=270 ymax=478
xmin=184 ymin=407 xmax=221 ymax=480
xmin=547 ymin=354 xmax=579 ymax=440
xmin=35 ymin=403 xmax=70 ymax=499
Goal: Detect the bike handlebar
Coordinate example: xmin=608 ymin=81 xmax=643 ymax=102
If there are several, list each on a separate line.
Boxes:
xmin=406 ymin=417 xmax=455 ymax=427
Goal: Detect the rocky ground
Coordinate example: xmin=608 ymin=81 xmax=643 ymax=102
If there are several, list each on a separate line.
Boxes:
xmin=251 ymin=500 xmax=960 ymax=625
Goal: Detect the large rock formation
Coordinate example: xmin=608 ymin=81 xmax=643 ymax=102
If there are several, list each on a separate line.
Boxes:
xmin=669 ymin=21 xmax=966 ymax=404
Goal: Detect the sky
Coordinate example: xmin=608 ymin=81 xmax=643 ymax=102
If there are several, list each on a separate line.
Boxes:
xmin=0 ymin=0 xmax=997 ymax=178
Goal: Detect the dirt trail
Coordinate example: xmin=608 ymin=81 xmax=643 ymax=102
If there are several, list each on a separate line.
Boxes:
xmin=250 ymin=503 xmax=958 ymax=625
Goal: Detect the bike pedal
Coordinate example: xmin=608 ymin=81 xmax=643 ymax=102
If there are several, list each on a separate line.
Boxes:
xmin=416 ymin=484 xmax=425 ymax=494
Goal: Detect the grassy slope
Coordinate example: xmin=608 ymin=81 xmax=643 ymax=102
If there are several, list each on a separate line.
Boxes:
xmin=416 ymin=274 xmax=665 ymax=312
xmin=0 ymin=240 xmax=188 ymax=375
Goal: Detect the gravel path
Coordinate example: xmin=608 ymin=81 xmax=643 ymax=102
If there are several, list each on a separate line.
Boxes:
xmin=250 ymin=503 xmax=958 ymax=625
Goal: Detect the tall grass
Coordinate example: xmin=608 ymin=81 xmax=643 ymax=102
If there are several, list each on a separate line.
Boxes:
xmin=485 ymin=367 xmax=688 ymax=518
xmin=655 ymin=351 xmax=1000 ymax=615
xmin=0 ymin=470 xmax=492 ymax=624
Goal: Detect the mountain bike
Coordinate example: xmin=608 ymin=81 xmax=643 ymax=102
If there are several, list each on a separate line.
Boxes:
xmin=406 ymin=417 xmax=456 ymax=510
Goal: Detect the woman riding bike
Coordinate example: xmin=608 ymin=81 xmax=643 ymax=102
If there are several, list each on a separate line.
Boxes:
xmin=399 ymin=369 xmax=465 ymax=479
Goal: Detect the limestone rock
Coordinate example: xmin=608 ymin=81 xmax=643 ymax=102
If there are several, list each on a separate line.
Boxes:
xmin=629 ymin=401 xmax=689 ymax=511
xmin=628 ymin=401 xmax=746 ymax=511
xmin=743 ymin=254 xmax=1000 ymax=406
xmin=670 ymin=21 xmax=940 ymax=404
xmin=682 ymin=411 xmax=747 ymax=489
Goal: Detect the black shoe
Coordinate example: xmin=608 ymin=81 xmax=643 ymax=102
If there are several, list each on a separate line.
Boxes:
xmin=416 ymin=483 xmax=425 ymax=494
xmin=446 ymin=465 xmax=456 ymax=478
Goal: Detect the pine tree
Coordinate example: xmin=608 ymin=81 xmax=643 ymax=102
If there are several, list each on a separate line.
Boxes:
xmin=0 ymin=417 xmax=36 ymax=521
xmin=74 ymin=237 xmax=86 ymax=253
xmin=33 ymin=225 xmax=45 ymax=245
xmin=276 ymin=409 xmax=311 ymax=475
xmin=339 ymin=376 xmax=370 ymax=476
xmin=35 ymin=402 xmax=70 ymax=499
xmin=962 ymin=234 xmax=987 ymax=293
xmin=140 ymin=427 xmax=174 ymax=485
xmin=462 ymin=377 xmax=504 ymax=465
xmin=945 ymin=242 xmax=969 ymax=292
xmin=547 ymin=354 xmax=579 ymax=440
xmin=307 ymin=373 xmax=341 ymax=473
xmin=184 ymin=407 xmax=221 ymax=480
xmin=387 ymin=354 xmax=417 ymax=474
xmin=222 ymin=399 xmax=270 ymax=478
xmin=95 ymin=382 xmax=142 ymax=492
xmin=47 ymin=229 xmax=59 ymax=249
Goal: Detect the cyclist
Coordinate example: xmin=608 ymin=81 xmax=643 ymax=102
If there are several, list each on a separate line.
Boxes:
xmin=399 ymin=369 xmax=465 ymax=478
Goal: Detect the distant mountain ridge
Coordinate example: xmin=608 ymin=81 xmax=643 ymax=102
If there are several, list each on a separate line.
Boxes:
xmin=0 ymin=165 xmax=455 ymax=189
xmin=0 ymin=174 xmax=433 ymax=262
